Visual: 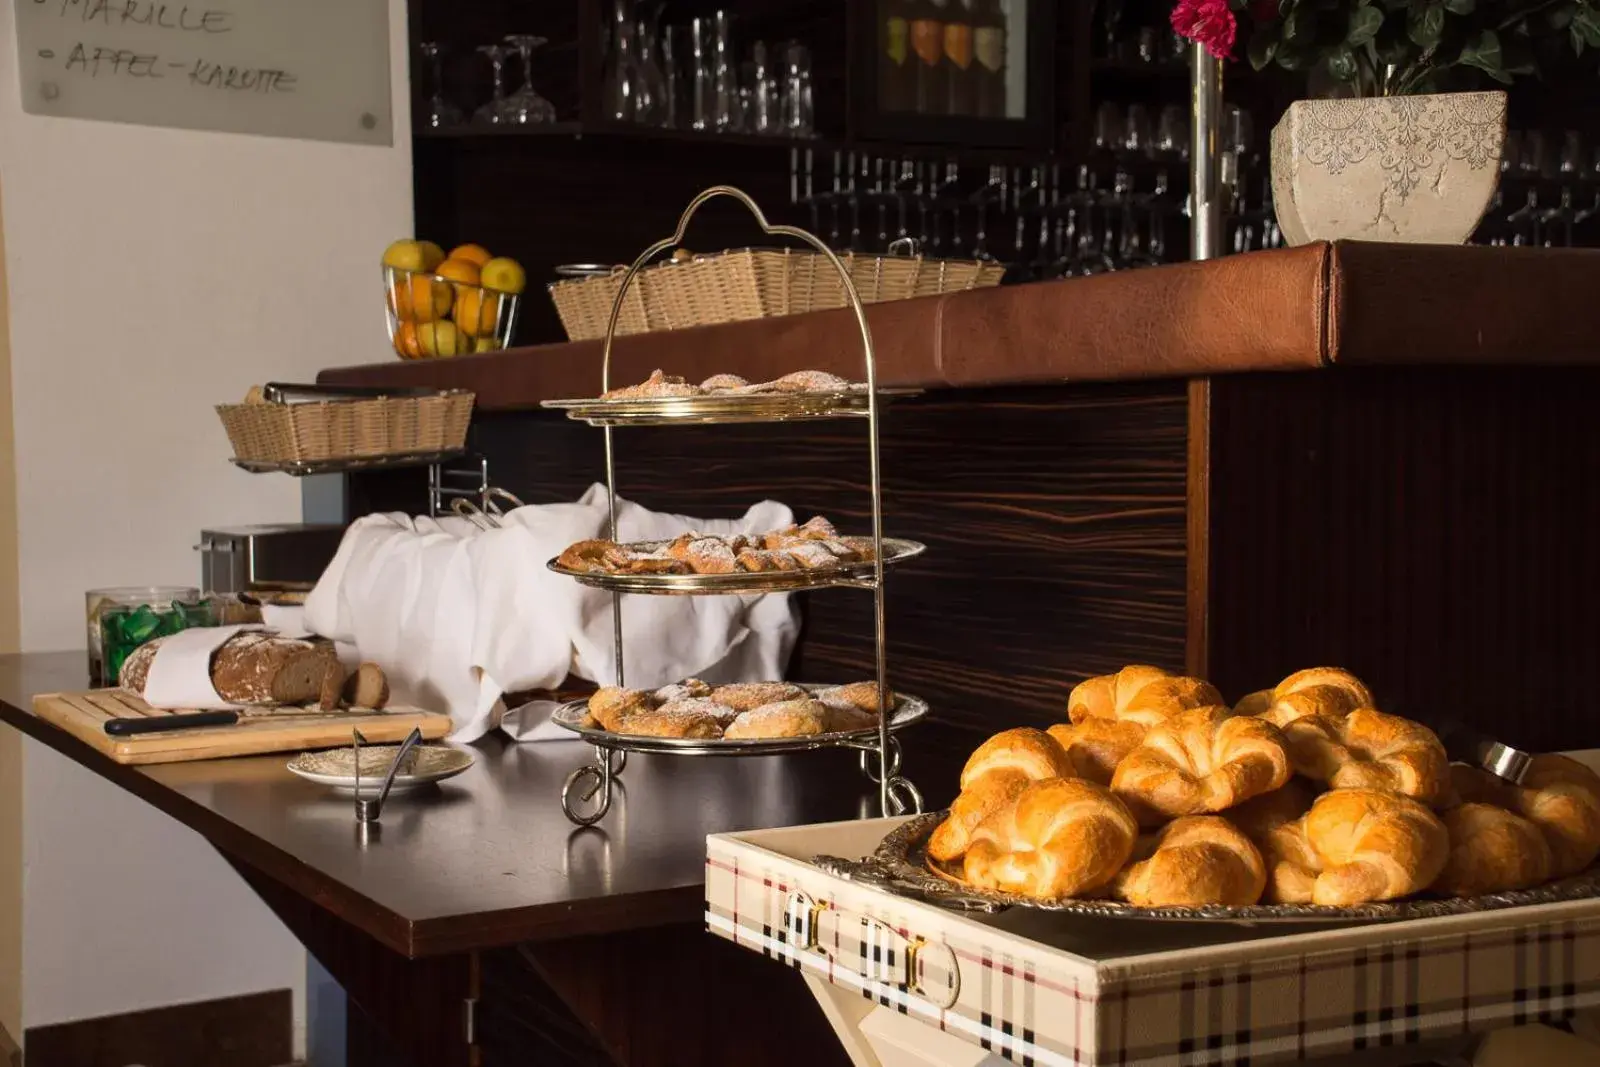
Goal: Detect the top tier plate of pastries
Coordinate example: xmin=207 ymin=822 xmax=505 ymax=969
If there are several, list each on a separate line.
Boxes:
xmin=540 ymin=369 xmax=923 ymax=426
xmin=862 ymin=665 xmax=1600 ymax=921
xmin=549 ymin=515 xmax=926 ymax=595
xmin=552 ymin=679 xmax=927 ymax=755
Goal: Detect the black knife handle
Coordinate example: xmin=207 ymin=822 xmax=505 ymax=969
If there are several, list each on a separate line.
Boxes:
xmin=105 ymin=711 xmax=239 ymax=736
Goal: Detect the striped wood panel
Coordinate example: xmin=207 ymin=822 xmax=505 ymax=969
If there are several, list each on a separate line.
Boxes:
xmin=1203 ymin=367 xmax=1600 ymax=752
xmin=350 ymin=384 xmax=1190 ymax=752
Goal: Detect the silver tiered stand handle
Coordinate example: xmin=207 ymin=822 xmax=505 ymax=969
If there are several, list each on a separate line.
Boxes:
xmin=557 ymin=184 xmax=921 ymax=826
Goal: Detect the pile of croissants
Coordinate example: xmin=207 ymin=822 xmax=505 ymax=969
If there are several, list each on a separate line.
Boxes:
xmin=928 ymin=666 xmax=1600 ymax=908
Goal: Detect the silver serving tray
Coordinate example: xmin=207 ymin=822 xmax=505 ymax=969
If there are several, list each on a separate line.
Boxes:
xmin=540 ymin=388 xmax=922 ymax=426
xmin=549 ymin=686 xmax=928 ymax=756
xmin=813 ymin=811 xmax=1600 ymax=923
xmin=547 ymin=537 xmax=926 ymax=595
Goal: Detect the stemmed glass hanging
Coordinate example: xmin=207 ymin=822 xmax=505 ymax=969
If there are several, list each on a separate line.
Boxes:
xmin=473 ymin=45 xmax=511 ymax=126
xmin=501 ymin=35 xmax=557 ymax=124
xmin=419 ymin=42 xmax=464 ymax=129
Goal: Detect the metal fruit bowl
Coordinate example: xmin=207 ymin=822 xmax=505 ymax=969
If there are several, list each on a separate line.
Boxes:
xmin=383 ymin=264 xmax=521 ymax=361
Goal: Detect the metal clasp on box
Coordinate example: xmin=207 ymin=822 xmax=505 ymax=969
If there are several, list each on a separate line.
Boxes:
xmin=784 ymin=890 xmax=960 ymax=1009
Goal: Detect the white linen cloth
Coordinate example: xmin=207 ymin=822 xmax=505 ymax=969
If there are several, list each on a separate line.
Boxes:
xmin=303 ymin=485 xmax=800 ymax=743
xmin=142 ymin=624 xmax=265 ymax=710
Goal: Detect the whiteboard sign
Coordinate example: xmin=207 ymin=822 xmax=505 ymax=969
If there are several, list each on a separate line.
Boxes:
xmin=15 ymin=0 xmax=393 ymax=146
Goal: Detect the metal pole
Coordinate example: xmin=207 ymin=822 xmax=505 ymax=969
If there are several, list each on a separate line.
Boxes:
xmin=1189 ymin=43 xmax=1224 ymax=261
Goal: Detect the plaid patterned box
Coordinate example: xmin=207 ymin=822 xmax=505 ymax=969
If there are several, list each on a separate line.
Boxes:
xmin=707 ymin=817 xmax=1600 ymax=1067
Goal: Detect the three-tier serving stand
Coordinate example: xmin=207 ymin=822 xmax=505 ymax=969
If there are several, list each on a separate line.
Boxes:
xmin=542 ymin=186 xmax=928 ymax=826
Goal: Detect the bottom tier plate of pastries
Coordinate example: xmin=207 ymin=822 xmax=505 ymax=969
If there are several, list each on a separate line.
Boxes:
xmin=866 ymin=664 xmax=1600 ymax=921
xmin=552 ymin=679 xmax=927 ymax=754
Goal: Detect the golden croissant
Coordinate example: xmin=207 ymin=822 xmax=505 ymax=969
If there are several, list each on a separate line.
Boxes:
xmin=1113 ymin=815 xmax=1267 ymax=907
xmin=1433 ymin=803 xmax=1553 ymax=897
xmin=1236 ymin=667 xmax=1374 ymax=728
xmin=1046 ymin=718 xmax=1146 ymax=786
xmin=1280 ymin=707 xmax=1449 ymax=804
xmin=1304 ymin=788 xmax=1449 ymax=906
xmin=1453 ymin=755 xmax=1600 ymax=878
xmin=962 ymin=778 xmax=1138 ymax=900
xmin=1228 ymin=778 xmax=1321 ymax=904
xmin=1066 ymin=665 xmax=1221 ymax=728
xmin=1111 ymin=706 xmax=1292 ymax=826
xmin=927 ymin=728 xmax=1073 ymax=863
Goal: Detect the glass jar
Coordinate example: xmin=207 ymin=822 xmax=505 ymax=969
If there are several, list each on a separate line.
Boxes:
xmin=85 ymin=587 xmax=210 ymax=688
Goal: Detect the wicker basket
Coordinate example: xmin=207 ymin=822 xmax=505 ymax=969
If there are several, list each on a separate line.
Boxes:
xmin=547 ymin=249 xmax=1005 ymax=342
xmin=217 ymin=391 xmax=474 ymax=466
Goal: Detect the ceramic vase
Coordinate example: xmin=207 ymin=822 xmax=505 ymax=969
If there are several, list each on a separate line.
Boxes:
xmin=1270 ymin=90 xmax=1507 ymax=246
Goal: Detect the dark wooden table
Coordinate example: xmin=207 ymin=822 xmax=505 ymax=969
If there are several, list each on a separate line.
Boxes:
xmin=0 ymin=652 xmax=960 ymax=1066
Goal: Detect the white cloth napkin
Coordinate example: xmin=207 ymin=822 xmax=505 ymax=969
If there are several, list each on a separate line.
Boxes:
xmin=141 ymin=624 xmax=265 ymax=710
xmin=303 ymin=485 xmax=801 ymax=743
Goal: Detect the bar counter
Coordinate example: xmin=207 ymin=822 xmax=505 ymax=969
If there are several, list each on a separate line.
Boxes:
xmin=5 ymin=244 xmax=1598 ymax=1066
xmin=0 ymin=653 xmax=943 ymax=1065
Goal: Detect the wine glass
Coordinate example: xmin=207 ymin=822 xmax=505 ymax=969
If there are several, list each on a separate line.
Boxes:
xmin=501 ymin=35 xmax=557 ymax=124
xmin=473 ymin=45 xmax=511 ymax=126
xmin=419 ymin=42 xmax=464 ymax=129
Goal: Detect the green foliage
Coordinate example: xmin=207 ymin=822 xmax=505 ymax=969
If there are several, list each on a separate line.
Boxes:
xmin=1235 ymin=0 xmax=1599 ymax=94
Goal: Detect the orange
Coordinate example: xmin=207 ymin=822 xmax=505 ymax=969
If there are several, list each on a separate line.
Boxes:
xmin=393 ymin=321 xmax=422 ymax=360
xmin=405 ymin=271 xmax=452 ymax=322
xmin=452 ymin=287 xmax=501 ymax=337
xmin=417 ymin=320 xmax=463 ymax=358
xmin=448 ymin=243 xmax=492 ymax=269
xmin=434 ymin=258 xmax=482 ymax=287
xmin=387 ymin=277 xmax=414 ymax=321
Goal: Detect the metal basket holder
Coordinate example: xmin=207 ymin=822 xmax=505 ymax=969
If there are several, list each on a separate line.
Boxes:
xmin=554 ymin=185 xmax=925 ymax=826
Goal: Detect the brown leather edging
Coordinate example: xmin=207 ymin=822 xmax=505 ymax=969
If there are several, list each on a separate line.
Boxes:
xmin=1321 ymin=241 xmax=1339 ymax=365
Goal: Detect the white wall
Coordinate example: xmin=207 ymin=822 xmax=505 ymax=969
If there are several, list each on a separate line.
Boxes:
xmin=0 ymin=0 xmax=413 ymax=1034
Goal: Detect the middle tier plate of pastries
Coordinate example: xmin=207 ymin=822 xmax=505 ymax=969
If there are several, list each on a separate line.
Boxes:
xmin=550 ymin=515 xmax=925 ymax=595
xmin=817 ymin=664 xmax=1600 ymax=922
xmin=552 ymin=680 xmax=928 ymax=756
xmin=540 ymin=369 xmax=923 ymax=426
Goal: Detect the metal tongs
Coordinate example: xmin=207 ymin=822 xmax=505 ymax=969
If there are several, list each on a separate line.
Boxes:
xmin=449 ymin=488 xmax=525 ymax=531
xmin=1433 ymin=717 xmax=1532 ymax=785
xmin=353 ymin=726 xmax=424 ymax=824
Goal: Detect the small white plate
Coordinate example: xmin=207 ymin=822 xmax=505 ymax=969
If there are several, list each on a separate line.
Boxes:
xmin=287 ymin=743 xmax=473 ymax=796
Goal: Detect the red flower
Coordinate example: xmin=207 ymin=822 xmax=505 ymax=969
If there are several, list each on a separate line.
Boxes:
xmin=1171 ymin=0 xmax=1237 ymax=60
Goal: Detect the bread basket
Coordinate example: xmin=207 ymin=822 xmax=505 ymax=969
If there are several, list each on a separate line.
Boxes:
xmin=548 ymin=247 xmax=1005 ymax=342
xmin=217 ymin=386 xmax=474 ymax=467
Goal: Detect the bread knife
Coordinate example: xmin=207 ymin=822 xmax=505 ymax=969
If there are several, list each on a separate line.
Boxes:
xmin=105 ymin=711 xmax=240 ymax=736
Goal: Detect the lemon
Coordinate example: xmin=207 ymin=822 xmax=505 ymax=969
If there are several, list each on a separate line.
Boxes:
xmin=381 ymin=239 xmax=427 ymax=273
xmin=480 ymin=257 xmax=526 ymax=295
xmin=417 ymin=241 xmax=447 ymax=271
xmin=417 ymin=320 xmax=462 ymax=358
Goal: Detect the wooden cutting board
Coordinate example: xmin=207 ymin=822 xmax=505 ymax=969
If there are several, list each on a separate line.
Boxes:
xmin=33 ymin=689 xmax=454 ymax=765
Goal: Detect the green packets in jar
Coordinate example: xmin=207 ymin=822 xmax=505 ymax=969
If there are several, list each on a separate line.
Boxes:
xmin=86 ymin=588 xmax=218 ymax=688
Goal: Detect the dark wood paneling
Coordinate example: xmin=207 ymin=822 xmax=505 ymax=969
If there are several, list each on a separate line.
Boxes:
xmin=24 ymin=990 xmax=291 ymax=1067
xmin=490 ymin=924 xmax=851 ymax=1067
xmin=352 ymin=384 xmax=1190 ymax=753
xmin=1202 ymin=367 xmax=1600 ymax=752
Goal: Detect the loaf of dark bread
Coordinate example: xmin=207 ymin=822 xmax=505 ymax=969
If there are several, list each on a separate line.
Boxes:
xmin=119 ymin=631 xmax=341 ymax=707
